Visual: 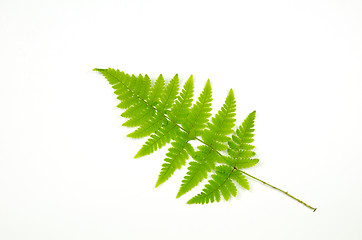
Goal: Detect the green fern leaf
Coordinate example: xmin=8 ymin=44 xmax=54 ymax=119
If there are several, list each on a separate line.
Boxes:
xmin=95 ymin=68 xmax=317 ymax=211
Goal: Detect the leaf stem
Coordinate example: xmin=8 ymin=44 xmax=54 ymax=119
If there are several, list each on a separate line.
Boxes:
xmin=239 ymin=170 xmax=317 ymax=212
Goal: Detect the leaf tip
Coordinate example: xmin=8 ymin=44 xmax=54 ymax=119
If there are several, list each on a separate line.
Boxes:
xmin=227 ymin=88 xmax=235 ymax=100
xmin=186 ymin=75 xmax=194 ymax=84
xmin=134 ymin=152 xmax=142 ymax=159
xmin=155 ymin=178 xmax=163 ymax=188
xmin=176 ymin=191 xmax=183 ymax=199
xmin=93 ymin=68 xmax=106 ymax=72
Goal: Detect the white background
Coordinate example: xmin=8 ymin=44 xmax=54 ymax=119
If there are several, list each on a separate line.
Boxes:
xmin=1 ymin=0 xmax=362 ymax=239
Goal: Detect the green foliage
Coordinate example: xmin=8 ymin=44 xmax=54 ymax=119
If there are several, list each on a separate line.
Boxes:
xmin=176 ymin=89 xmax=236 ymax=198
xmin=94 ymin=68 xmax=259 ymax=204
xmin=188 ymin=111 xmax=257 ymax=204
xmin=156 ymin=81 xmax=212 ymax=187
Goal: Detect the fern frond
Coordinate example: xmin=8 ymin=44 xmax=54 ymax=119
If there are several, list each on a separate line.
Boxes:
xmin=176 ymin=89 xmax=236 ymax=198
xmin=95 ymin=68 xmax=317 ymax=211
xmin=95 ymin=69 xmax=317 ymax=211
